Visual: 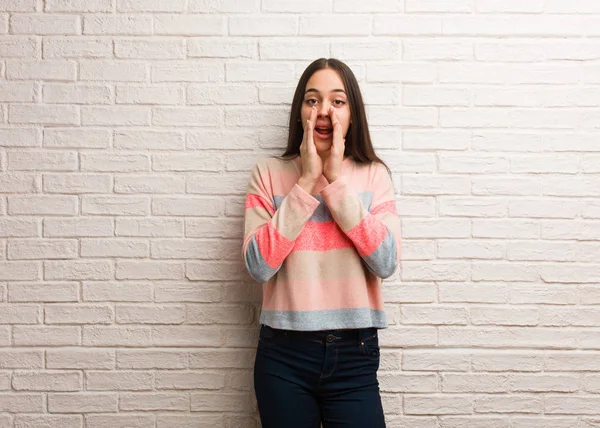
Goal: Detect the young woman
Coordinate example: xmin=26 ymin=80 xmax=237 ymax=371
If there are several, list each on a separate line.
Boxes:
xmin=242 ymin=58 xmax=401 ymax=428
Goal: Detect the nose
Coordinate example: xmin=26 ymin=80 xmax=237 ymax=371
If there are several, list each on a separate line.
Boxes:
xmin=317 ymin=101 xmax=331 ymax=117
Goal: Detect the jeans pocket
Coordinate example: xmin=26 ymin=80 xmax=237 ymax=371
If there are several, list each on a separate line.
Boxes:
xmin=360 ymin=333 xmax=380 ymax=359
xmin=258 ymin=324 xmax=278 ymax=346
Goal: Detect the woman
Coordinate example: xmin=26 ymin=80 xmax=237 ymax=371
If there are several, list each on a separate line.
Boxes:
xmin=242 ymin=58 xmax=401 ymax=428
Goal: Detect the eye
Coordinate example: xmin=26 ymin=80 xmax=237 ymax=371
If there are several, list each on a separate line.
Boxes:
xmin=333 ymin=100 xmax=346 ymax=106
xmin=305 ymin=99 xmax=318 ymax=105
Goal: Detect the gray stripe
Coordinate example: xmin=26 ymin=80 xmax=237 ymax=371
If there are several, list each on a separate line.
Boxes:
xmin=273 ymin=192 xmax=374 ymax=223
xmin=363 ymin=230 xmax=397 ymax=279
xmin=245 ymin=235 xmax=279 ymax=283
xmin=259 ymin=307 xmax=387 ymax=331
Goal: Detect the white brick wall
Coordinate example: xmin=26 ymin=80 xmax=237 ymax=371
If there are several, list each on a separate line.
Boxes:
xmin=0 ymin=1 xmax=599 ymax=426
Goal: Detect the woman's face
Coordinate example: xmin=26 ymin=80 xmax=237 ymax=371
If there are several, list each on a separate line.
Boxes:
xmin=300 ymin=68 xmax=352 ymax=155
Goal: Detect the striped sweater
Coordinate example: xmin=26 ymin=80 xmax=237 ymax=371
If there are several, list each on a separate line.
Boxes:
xmin=242 ymin=155 xmax=401 ymax=331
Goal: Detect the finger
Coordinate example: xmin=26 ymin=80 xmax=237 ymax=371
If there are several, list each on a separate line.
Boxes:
xmin=307 ymin=106 xmax=317 ymax=149
xmin=329 ymin=106 xmax=343 ymax=148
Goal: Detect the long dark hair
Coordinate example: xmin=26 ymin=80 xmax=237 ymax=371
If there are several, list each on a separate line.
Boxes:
xmin=281 ymin=58 xmax=390 ymax=173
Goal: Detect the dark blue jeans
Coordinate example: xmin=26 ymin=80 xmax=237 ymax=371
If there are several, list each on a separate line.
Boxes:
xmin=253 ymin=324 xmax=386 ymax=428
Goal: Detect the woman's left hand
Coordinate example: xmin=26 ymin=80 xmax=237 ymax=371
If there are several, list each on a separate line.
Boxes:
xmin=323 ymin=106 xmax=346 ymax=183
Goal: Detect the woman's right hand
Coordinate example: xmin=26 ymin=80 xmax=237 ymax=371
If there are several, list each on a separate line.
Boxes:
xmin=298 ymin=106 xmax=322 ymax=194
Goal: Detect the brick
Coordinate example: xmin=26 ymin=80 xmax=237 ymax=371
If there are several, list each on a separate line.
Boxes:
xmin=0 ymin=173 xmax=35 ymax=193
xmin=153 ymin=107 xmax=220 ymax=127
xmin=117 ymin=0 xmax=186 ymax=12
xmin=82 ymin=196 xmax=149 ymax=216
xmin=13 ymin=371 xmax=82 ymax=391
xmin=226 ymin=62 xmax=294 ymax=83
xmin=14 ymin=415 xmax=83 ymax=428
xmin=45 ymin=304 xmax=113 ymax=324
xmin=151 ymin=326 xmax=221 ymax=347
xmin=9 ymin=282 xmax=78 ymax=302
xmin=154 ymin=153 xmax=221 ymax=172
xmin=475 ymin=395 xmax=543 ymax=414
xmin=0 ymin=82 xmax=35 ymax=102
xmin=117 ymin=350 xmax=188 ymax=369
xmin=85 ymin=415 xmax=154 ymax=428
xmin=47 ymin=349 xmax=115 ymax=369
xmin=84 ymin=15 xmax=152 ymax=35
xmin=46 ymin=0 xmax=112 ymax=12
xmin=155 ymin=283 xmax=220 ymax=303
xmin=186 ymin=304 xmax=253 ymax=324
xmin=374 ymin=15 xmax=442 ymax=35
xmin=157 ymin=371 xmax=225 ymax=390
xmin=115 ymin=39 xmax=184 ymax=59
xmin=81 ymin=106 xmax=151 ymax=126
xmin=299 ymin=15 xmax=371 ymax=36
xmin=152 ymin=61 xmax=223 ymax=82
xmin=44 ymin=128 xmax=110 ymax=148
xmin=0 ymin=394 xmax=43 ymax=412
xmin=116 ymin=305 xmax=185 ymax=324
xmin=48 ymin=393 xmax=118 ymax=413
xmin=0 ymin=305 xmax=39 ymax=323
xmin=188 ymin=38 xmax=255 ymax=59
xmin=9 ymin=104 xmax=78 ymax=125
xmin=43 ymin=173 xmax=111 ymax=194
xmin=154 ymin=14 xmax=224 ymax=35
xmin=86 ymin=371 xmax=153 ymax=391
xmin=83 ymin=281 xmax=153 ymax=302
xmin=44 ymin=218 xmax=113 ymax=238
xmin=0 ymin=350 xmax=43 ymax=369
xmin=114 ymin=130 xmax=184 ymax=150
xmin=0 ymin=128 xmax=40 ymax=147
xmin=405 ymin=394 xmax=473 ymax=415
xmin=6 ymin=60 xmax=77 ymax=81
xmin=114 ymin=175 xmax=185 ymax=194
xmin=43 ymin=37 xmax=112 ymax=58
xmin=0 ymin=261 xmax=39 ymax=280
xmin=406 ymin=0 xmax=473 ymax=12
xmin=380 ymin=373 xmax=437 ymax=393
xmin=191 ymin=392 xmax=253 ymax=412
xmin=116 ymin=261 xmax=184 ymax=280
xmin=230 ymin=16 xmax=297 ymax=36
xmin=152 ymin=197 xmax=222 ymax=217
xmin=8 ymin=150 xmax=77 ymax=171
xmin=80 ymin=239 xmax=149 ymax=258
xmin=80 ymin=60 xmax=148 ymax=82
xmin=116 ymin=218 xmax=183 ymax=237
xmin=0 ymin=37 xmax=38 ymax=58
xmin=1 ymin=0 xmax=36 ymax=11
xmin=44 ymin=260 xmax=113 ymax=280
xmin=116 ymin=84 xmax=182 ymax=105
xmin=189 ymin=0 xmax=260 ymax=12
xmin=187 ymin=84 xmax=257 ymax=105
xmin=83 ymin=326 xmax=152 ymax=347
xmin=120 ymin=393 xmax=188 ymax=411
xmin=43 ymin=83 xmax=112 ymax=104
xmin=13 ymin=326 xmax=79 ymax=346
xmin=403 ymin=351 xmax=470 ymax=371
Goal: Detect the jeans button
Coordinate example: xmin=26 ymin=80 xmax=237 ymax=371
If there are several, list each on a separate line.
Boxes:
xmin=326 ymin=334 xmax=335 ymax=343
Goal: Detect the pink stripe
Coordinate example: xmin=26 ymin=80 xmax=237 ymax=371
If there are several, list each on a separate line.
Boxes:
xmin=346 ymin=214 xmax=388 ymax=257
xmin=245 ymin=194 xmax=274 ymax=216
xmin=371 ymin=200 xmax=397 ymax=216
xmin=255 ymin=222 xmax=293 ymax=268
xmin=262 ymin=277 xmax=385 ymax=311
xmin=293 ymin=221 xmax=354 ymax=252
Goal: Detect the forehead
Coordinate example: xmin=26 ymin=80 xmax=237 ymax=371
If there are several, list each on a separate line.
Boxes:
xmin=305 ymin=68 xmax=345 ymax=92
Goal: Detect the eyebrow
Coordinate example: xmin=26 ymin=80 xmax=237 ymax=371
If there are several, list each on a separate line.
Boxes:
xmin=304 ymin=88 xmax=347 ymax=95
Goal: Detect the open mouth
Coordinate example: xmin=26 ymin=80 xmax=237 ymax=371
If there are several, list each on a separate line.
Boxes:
xmin=314 ymin=126 xmax=333 ymax=139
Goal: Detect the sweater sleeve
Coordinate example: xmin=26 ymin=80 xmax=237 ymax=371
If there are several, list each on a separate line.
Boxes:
xmin=320 ymin=162 xmax=401 ymax=279
xmin=242 ymin=160 xmax=321 ymax=283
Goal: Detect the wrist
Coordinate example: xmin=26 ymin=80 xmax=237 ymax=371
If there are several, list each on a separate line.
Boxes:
xmin=298 ymin=176 xmax=317 ymax=194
